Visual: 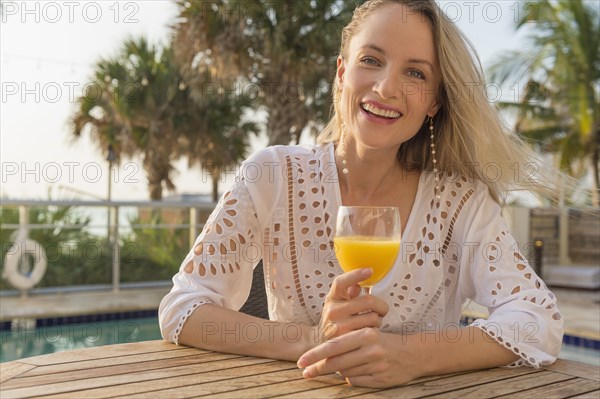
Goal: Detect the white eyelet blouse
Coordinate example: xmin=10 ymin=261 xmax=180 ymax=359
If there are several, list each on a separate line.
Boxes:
xmin=159 ymin=143 xmax=563 ymax=368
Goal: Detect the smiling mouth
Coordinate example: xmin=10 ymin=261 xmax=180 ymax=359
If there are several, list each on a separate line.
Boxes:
xmin=360 ymin=103 xmax=402 ymax=119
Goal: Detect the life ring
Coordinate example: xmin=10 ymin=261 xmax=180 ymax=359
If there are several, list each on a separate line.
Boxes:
xmin=2 ymin=237 xmax=47 ymax=290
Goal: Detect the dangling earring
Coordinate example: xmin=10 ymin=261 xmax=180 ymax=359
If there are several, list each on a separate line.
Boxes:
xmin=429 ymin=116 xmax=440 ymax=200
xmin=339 ymin=122 xmax=349 ymax=175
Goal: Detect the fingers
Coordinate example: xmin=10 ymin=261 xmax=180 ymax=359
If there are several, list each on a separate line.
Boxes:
xmin=298 ymin=329 xmax=407 ymax=388
xmin=351 ymin=294 xmax=389 ymax=318
xmin=303 ymin=350 xmax=366 ymax=379
xmin=345 ymin=375 xmax=387 ymax=388
xmin=337 ymin=362 xmax=377 ymax=378
xmin=322 ymin=311 xmax=382 ymax=339
xmin=328 ymin=268 xmax=372 ymax=300
xmin=298 ymin=327 xmax=371 ymax=370
xmin=298 ymin=335 xmax=365 ymax=378
xmin=298 ymin=330 xmax=358 ymax=370
xmin=343 ymin=311 xmax=383 ymax=332
xmin=326 ymin=294 xmax=389 ymax=319
xmin=320 ymin=281 xmax=390 ymax=341
xmin=347 ymin=284 xmax=361 ymax=299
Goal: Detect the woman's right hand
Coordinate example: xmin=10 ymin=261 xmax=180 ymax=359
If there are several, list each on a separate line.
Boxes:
xmin=318 ymin=268 xmax=389 ymax=342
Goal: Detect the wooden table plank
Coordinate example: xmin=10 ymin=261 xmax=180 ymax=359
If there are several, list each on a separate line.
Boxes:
xmin=271 ymin=377 xmax=377 ymax=399
xmin=344 ymin=368 xmax=554 ymax=398
xmin=271 ymin=375 xmax=444 ymax=399
xmin=0 ymin=362 xmax=37 ymax=384
xmin=1 ymin=356 xmax=275 ymax=399
xmin=1 ymin=341 xmax=598 ymax=399
xmin=546 ymin=360 xmax=600 ymax=382
xmin=38 ymin=361 xmax=297 ymax=399
xmin=497 ymin=378 xmax=600 ymax=398
xmin=238 ymin=372 xmax=470 ymax=399
xmin=2 ymin=352 xmax=239 ymax=390
xmin=568 ymin=390 xmax=600 ymax=398
xmin=232 ymin=374 xmax=464 ymax=399
xmin=208 ymin=373 xmax=347 ymax=398
xmin=270 ymin=373 xmax=469 ymax=399
xmin=24 ymin=347 xmax=207 ymax=377
xmin=423 ymin=370 xmax=573 ymax=399
xmin=277 ymin=367 xmax=541 ymax=399
xmin=111 ymin=365 xmax=311 ymax=399
xmin=15 ymin=340 xmax=181 ymax=366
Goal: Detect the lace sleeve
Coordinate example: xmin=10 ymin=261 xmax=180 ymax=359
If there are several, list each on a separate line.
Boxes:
xmin=458 ymin=187 xmax=563 ymax=368
xmin=158 ymin=175 xmax=261 ymax=345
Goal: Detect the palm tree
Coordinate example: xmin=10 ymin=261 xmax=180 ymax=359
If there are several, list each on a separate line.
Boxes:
xmin=489 ymin=0 xmax=599 ymax=205
xmin=180 ymin=72 xmax=259 ymax=202
xmin=172 ymin=0 xmax=360 ymax=146
xmin=71 ymin=37 xmax=256 ymax=200
xmin=71 ymin=38 xmax=187 ymax=199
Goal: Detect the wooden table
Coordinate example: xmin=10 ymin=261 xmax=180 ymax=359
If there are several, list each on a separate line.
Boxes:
xmin=1 ymin=340 xmax=598 ymax=398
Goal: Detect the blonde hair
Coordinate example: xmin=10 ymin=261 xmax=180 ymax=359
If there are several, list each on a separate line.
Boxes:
xmin=317 ymin=0 xmax=566 ymax=206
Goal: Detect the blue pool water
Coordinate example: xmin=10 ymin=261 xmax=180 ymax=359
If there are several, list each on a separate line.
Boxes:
xmin=1 ymin=316 xmax=599 ymax=366
xmin=1 ymin=316 xmax=162 ymax=363
xmin=559 ymin=341 xmax=600 ymax=366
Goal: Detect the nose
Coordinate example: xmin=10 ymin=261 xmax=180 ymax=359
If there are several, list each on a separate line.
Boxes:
xmin=373 ymin=72 xmax=402 ymax=100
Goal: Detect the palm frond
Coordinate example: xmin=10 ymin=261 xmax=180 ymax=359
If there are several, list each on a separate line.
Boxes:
xmin=488 ymin=0 xmax=599 ymax=192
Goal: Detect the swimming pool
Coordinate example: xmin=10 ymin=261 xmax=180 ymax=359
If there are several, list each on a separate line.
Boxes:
xmin=1 ymin=316 xmax=162 ymax=363
xmin=2 ymin=316 xmax=598 ymax=366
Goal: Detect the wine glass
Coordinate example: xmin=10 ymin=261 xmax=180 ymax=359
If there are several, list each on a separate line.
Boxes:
xmin=334 ymin=206 xmax=401 ymax=296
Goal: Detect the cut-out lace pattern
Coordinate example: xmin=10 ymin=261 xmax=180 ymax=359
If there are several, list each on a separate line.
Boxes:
xmin=158 ymin=143 xmax=563 ymax=367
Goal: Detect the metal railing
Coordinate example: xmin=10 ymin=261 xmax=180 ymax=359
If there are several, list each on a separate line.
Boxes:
xmin=0 ymin=199 xmax=216 ymax=295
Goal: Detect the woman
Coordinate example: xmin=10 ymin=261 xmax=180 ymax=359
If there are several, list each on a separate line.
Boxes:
xmin=159 ymin=0 xmax=564 ymax=388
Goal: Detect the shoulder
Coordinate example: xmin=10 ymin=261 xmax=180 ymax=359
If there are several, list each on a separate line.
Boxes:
xmin=445 ymin=172 xmax=493 ymax=206
xmin=418 ymin=171 xmax=501 ymax=232
xmin=441 ymin=172 xmax=506 ymax=239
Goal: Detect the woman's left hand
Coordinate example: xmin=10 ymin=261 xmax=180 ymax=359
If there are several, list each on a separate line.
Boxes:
xmin=297 ymin=327 xmax=420 ymax=388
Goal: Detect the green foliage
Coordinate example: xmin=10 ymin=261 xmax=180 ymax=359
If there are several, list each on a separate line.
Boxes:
xmin=173 ymin=0 xmax=361 ymax=145
xmin=70 ymin=37 xmax=258 ymax=200
xmin=0 ymin=205 xmax=111 ymax=290
xmin=489 ymin=0 xmax=600 ymax=198
xmin=1 ymin=205 xmax=191 ymax=290
xmin=119 ymin=212 xmax=190 ymax=283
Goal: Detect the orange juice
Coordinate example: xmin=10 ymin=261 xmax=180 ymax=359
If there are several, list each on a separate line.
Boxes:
xmin=333 ymin=236 xmax=401 ymax=287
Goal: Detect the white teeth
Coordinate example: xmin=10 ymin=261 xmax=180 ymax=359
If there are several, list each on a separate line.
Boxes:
xmin=362 ymin=103 xmax=401 ymax=119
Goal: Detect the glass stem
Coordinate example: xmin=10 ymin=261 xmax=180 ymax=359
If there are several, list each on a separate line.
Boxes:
xmin=361 ymin=286 xmax=372 ymax=296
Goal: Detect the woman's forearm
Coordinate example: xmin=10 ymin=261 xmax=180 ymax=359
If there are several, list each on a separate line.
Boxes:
xmin=178 ymin=304 xmax=318 ymax=362
xmin=406 ymin=326 xmax=520 ymax=376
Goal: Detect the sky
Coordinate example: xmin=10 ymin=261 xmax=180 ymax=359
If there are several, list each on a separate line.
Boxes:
xmin=1 ymin=0 xmax=529 ymax=201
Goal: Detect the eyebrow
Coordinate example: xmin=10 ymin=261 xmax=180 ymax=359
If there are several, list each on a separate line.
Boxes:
xmin=360 ymin=44 xmax=435 ymax=72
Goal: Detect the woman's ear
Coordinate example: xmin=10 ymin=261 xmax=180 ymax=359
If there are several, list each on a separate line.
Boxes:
xmin=336 ymin=56 xmax=345 ymax=86
xmin=427 ymin=102 xmax=440 ymax=118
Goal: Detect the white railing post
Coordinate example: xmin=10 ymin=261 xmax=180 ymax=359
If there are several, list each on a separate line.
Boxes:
xmin=18 ymin=205 xmax=29 ymax=298
xmin=18 ymin=205 xmax=28 ymax=232
xmin=189 ymin=207 xmax=198 ymax=248
xmin=111 ymin=205 xmax=120 ymax=292
xmin=559 ymin=209 xmax=571 ymax=265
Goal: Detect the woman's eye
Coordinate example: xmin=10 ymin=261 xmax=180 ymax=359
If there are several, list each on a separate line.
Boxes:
xmin=360 ymin=57 xmax=380 ymax=66
xmin=408 ymin=69 xmax=426 ymax=79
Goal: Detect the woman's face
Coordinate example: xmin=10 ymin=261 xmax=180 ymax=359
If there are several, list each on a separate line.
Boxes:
xmin=337 ymin=3 xmax=441 ymax=152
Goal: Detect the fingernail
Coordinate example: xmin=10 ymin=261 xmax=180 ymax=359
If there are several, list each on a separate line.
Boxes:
xmin=297 ymin=358 xmax=306 ymax=368
xmin=363 ymin=268 xmax=373 ymax=276
xmin=303 ymin=368 xmax=313 ymax=378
